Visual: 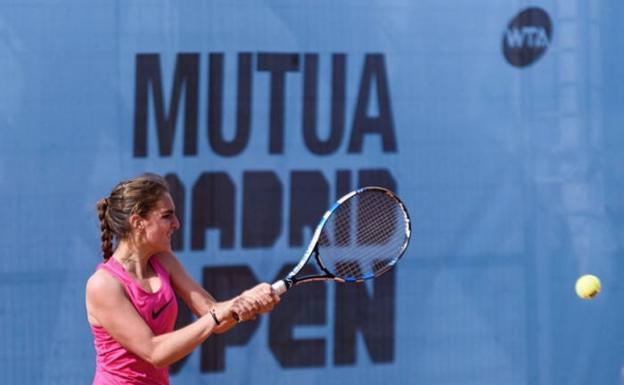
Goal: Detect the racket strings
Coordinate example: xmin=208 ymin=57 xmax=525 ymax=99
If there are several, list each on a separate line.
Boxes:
xmin=319 ymin=190 xmax=408 ymax=280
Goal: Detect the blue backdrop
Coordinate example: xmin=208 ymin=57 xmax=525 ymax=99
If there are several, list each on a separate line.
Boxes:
xmin=1 ymin=1 xmax=623 ymax=384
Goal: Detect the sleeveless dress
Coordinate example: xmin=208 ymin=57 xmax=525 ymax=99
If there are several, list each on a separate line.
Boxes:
xmin=91 ymin=256 xmax=178 ymax=385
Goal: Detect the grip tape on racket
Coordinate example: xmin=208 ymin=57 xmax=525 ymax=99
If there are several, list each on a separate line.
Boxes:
xmin=272 ymin=280 xmax=287 ymax=296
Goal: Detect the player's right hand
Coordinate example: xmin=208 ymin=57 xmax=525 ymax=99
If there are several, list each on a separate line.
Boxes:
xmin=232 ymin=283 xmax=280 ymax=321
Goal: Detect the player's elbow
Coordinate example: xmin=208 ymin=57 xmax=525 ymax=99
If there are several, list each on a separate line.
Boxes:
xmin=138 ymin=345 xmax=169 ymax=369
xmin=145 ymin=351 xmax=170 ymax=369
xmin=150 ymin=357 xmax=169 ymax=369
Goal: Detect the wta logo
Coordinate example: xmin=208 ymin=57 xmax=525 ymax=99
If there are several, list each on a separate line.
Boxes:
xmin=502 ymin=7 xmax=552 ymax=67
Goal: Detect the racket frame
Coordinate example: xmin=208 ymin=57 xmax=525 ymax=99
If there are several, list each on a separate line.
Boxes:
xmin=272 ymin=186 xmax=411 ymax=295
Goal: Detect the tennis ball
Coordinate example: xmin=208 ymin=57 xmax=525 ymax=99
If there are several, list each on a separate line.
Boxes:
xmin=575 ymin=274 xmax=601 ymax=299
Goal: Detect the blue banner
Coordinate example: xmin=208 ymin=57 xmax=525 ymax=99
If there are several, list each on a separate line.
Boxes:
xmin=1 ymin=1 xmax=623 ymax=384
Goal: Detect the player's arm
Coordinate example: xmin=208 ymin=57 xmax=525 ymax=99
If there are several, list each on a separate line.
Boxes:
xmin=155 ymin=251 xmax=237 ymax=333
xmin=155 ymin=252 xmax=279 ymax=333
xmin=86 ymin=270 xmax=229 ymax=368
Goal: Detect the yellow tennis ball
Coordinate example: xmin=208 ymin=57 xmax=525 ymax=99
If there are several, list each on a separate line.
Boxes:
xmin=575 ymin=274 xmax=601 ymax=299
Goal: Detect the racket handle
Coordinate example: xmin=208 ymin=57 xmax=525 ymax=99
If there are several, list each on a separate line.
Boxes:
xmin=272 ymin=280 xmax=287 ymax=296
xmin=231 ymin=281 xmax=286 ymax=322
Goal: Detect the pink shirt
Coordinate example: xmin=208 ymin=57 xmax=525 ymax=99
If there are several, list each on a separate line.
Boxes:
xmin=91 ymin=256 xmax=178 ymax=385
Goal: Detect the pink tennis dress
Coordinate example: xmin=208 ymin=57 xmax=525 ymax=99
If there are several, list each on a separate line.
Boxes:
xmin=91 ymin=256 xmax=178 ymax=385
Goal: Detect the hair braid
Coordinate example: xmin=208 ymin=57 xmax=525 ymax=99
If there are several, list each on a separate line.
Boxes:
xmin=96 ymin=198 xmax=114 ymax=260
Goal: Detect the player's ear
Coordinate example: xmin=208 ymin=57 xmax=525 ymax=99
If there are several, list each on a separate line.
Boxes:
xmin=129 ymin=213 xmax=145 ymax=232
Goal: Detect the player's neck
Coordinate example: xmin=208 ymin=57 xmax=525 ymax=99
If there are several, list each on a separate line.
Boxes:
xmin=112 ymin=242 xmax=152 ymax=279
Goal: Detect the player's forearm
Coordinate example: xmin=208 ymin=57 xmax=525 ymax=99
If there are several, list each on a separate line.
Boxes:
xmin=185 ymin=291 xmax=216 ymax=318
xmin=148 ymin=312 xmax=217 ymax=368
xmin=181 ymin=293 xmax=238 ymax=334
xmin=210 ymin=299 xmax=239 ymax=333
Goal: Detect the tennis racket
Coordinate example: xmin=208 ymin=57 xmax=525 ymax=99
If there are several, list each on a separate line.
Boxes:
xmin=272 ymin=186 xmax=411 ymax=295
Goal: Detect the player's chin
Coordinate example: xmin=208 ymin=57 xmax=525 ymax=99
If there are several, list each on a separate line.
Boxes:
xmin=165 ymin=234 xmax=174 ymax=247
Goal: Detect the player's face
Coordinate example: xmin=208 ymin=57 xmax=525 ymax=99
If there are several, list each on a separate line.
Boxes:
xmin=142 ymin=193 xmax=180 ymax=253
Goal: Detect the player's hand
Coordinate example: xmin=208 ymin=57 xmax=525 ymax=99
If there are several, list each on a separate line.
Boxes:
xmin=229 ymin=294 xmax=256 ymax=322
xmin=246 ymin=283 xmax=280 ymax=315
xmin=232 ymin=283 xmax=280 ymax=321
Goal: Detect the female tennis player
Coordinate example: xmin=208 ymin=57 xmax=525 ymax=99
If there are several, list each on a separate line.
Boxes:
xmin=85 ymin=173 xmax=280 ymax=385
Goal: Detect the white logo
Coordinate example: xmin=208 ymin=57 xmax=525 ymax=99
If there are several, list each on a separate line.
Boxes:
xmin=505 ymin=26 xmax=550 ymax=49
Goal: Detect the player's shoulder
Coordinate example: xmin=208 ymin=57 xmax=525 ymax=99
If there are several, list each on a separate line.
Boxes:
xmin=85 ymin=266 xmax=128 ymax=316
xmin=153 ymin=251 xmax=182 ymax=272
xmin=86 ymin=267 xmax=123 ymax=299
